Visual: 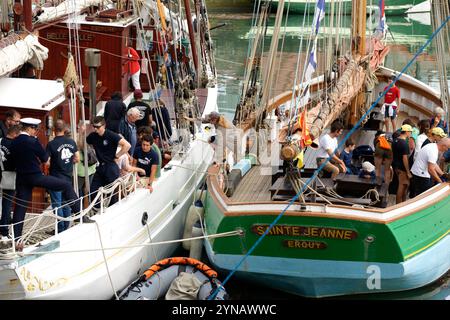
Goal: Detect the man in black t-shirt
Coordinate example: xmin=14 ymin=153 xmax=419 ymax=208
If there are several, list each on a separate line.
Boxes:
xmin=104 ymin=92 xmax=126 ymax=133
xmin=46 ymin=120 xmax=79 ymax=233
xmin=85 ymin=116 xmax=130 ymax=207
xmin=392 ymin=124 xmax=413 ymax=204
xmin=127 ymin=89 xmax=151 ymax=129
xmin=132 ymin=134 xmax=159 ymax=193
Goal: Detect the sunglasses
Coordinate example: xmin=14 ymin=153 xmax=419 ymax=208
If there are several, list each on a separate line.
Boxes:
xmin=93 ymin=124 xmax=103 ymax=129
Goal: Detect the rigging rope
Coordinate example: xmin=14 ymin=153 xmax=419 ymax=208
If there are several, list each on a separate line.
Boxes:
xmin=209 ymin=14 xmax=450 ymax=300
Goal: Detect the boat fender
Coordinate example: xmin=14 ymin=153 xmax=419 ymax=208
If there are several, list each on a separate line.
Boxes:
xmin=189 ymin=221 xmax=203 ymax=260
xmin=225 ymin=169 xmax=242 ymax=197
xmin=182 ymin=200 xmax=204 ymax=250
xmin=232 ymin=158 xmax=252 ymax=176
xmin=245 ymin=153 xmax=257 ymax=166
xmin=141 ymin=212 xmax=148 ymax=225
xmin=195 ymin=189 xmax=207 ymax=204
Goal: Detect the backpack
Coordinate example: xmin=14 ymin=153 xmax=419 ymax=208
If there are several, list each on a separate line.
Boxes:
xmin=352 ymin=145 xmax=374 ymax=160
xmin=377 ymin=135 xmax=392 ymax=150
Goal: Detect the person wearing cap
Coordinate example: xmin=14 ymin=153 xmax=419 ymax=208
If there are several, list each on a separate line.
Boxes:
xmin=185 ymin=111 xmax=238 ymax=163
xmin=359 ymin=161 xmax=376 ymax=180
xmin=421 ymin=127 xmax=447 ymax=149
xmin=128 ymin=89 xmax=151 ymax=129
xmin=10 ymin=118 xmax=81 ymax=249
xmin=85 ymin=116 xmax=131 ymax=207
xmin=46 ymin=120 xmax=79 ymax=233
xmin=380 ymin=76 xmax=401 ymax=133
xmin=132 ymin=134 xmax=159 ymax=192
xmin=430 ymin=107 xmax=447 ymax=134
xmin=392 ymin=124 xmax=413 ymax=204
xmin=104 ymin=91 xmax=127 ymax=133
xmin=411 ymin=138 xmax=450 ymax=197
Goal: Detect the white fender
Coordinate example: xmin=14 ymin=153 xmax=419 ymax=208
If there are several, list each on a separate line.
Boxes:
xmin=182 ymin=200 xmax=204 ymax=250
xmin=189 ymin=221 xmax=203 ymax=260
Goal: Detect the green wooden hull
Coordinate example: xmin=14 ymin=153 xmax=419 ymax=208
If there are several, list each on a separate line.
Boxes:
xmin=204 ymin=187 xmax=450 ymax=264
xmin=268 ymin=0 xmax=428 ymax=16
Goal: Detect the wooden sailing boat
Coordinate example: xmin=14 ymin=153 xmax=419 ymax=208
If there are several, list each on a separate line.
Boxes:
xmin=203 ymin=0 xmax=450 ymax=297
xmin=0 ymin=0 xmax=219 ymax=299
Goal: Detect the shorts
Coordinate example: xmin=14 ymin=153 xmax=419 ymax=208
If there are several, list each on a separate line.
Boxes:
xmin=374 ymin=145 xmax=393 ymax=160
xmin=395 ymin=169 xmax=410 ymax=186
xmin=384 ymin=104 xmax=397 ymax=120
xmin=316 ymin=158 xmax=340 ymax=176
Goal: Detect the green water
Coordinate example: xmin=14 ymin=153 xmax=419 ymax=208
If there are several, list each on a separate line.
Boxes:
xmin=206 ymin=2 xmax=450 ymax=300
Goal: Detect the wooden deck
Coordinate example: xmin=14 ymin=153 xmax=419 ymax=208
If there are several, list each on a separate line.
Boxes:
xmin=230 ymin=166 xmax=272 ymax=202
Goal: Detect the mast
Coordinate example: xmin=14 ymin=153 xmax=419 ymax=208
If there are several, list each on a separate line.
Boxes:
xmin=183 ymin=0 xmax=199 ymax=80
xmin=349 ymin=0 xmax=367 ymax=126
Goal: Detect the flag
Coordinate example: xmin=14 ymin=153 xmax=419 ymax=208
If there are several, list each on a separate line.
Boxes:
xmin=298 ymin=0 xmax=325 ymax=108
xmin=298 ymin=108 xmax=313 ymax=148
xmin=376 ymin=0 xmax=388 ymax=36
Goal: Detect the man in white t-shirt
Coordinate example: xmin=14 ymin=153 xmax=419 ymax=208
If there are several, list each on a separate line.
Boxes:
xmin=411 ymin=137 xmax=450 ymax=197
xmin=116 ymin=153 xmax=145 ymax=177
xmin=316 ymin=120 xmax=346 ymax=180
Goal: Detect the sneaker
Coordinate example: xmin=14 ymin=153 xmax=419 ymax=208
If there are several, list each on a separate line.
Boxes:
xmin=0 ymin=236 xmax=12 ymax=249
xmin=0 ymin=235 xmax=12 ymax=243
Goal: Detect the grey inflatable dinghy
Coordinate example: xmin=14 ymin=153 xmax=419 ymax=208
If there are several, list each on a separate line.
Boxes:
xmin=118 ymin=257 xmax=228 ymax=300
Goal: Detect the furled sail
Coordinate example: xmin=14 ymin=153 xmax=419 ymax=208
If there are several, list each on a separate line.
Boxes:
xmin=36 ymin=0 xmax=112 ymax=24
xmin=0 ymin=33 xmax=49 ymax=77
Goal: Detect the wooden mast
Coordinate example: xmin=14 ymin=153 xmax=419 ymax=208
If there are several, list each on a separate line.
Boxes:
xmin=349 ymin=0 xmax=367 ymax=126
xmin=183 ymin=0 xmax=199 ymax=79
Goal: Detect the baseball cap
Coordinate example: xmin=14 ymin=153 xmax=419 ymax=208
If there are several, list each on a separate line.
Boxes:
xmin=400 ymin=124 xmax=413 ymax=132
xmin=430 ymin=127 xmax=446 ymax=138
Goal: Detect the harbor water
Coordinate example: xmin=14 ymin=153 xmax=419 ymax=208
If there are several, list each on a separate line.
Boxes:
xmin=205 ymin=0 xmax=450 ymax=300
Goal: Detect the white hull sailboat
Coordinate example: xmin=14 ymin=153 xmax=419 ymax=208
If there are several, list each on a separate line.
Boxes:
xmin=0 ymin=0 xmax=219 ymax=299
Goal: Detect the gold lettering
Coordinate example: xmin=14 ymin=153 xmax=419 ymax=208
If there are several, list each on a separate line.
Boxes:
xmin=275 ymin=225 xmax=283 ymax=235
xmin=256 ymin=225 xmax=264 ymax=236
xmin=303 ymin=227 xmax=310 ymax=236
xmin=344 ymin=230 xmax=353 ymax=240
xmin=252 ymin=224 xmax=357 ymax=240
xmin=328 ymin=229 xmax=336 ymax=238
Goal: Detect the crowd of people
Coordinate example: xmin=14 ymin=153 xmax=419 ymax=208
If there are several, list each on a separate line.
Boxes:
xmin=315 ymin=111 xmax=450 ymax=205
xmin=0 ymin=91 xmax=174 ymax=250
